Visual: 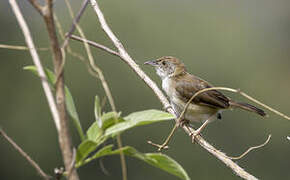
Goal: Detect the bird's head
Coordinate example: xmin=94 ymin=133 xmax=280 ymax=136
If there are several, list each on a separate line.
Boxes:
xmin=144 ymin=56 xmax=186 ymax=79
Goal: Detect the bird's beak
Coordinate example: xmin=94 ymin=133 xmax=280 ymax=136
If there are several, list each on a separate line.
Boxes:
xmin=144 ymin=60 xmax=158 ymax=66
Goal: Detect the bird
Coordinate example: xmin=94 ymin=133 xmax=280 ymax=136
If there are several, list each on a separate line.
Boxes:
xmin=144 ymin=56 xmax=266 ymax=141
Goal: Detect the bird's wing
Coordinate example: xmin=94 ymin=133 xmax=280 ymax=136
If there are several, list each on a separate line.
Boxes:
xmin=175 ymin=74 xmax=230 ymax=109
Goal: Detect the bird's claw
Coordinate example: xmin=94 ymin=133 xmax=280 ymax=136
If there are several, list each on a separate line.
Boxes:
xmin=189 ymin=131 xmax=202 ymax=143
xmin=177 ymin=119 xmax=189 ymax=127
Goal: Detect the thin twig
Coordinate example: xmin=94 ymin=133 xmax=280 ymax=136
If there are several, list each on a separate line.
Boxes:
xmin=147 ymin=123 xmax=177 ymax=151
xmin=26 ymin=0 xmax=79 ymax=179
xmin=54 ymin=14 xmax=96 ymax=78
xmin=28 ymin=0 xmax=44 ymax=15
xmin=0 ymin=128 xmax=50 ymax=180
xmin=89 ymin=1 xmax=259 ymax=179
xmin=9 ymin=0 xmax=61 ymax=132
xmin=0 ymin=44 xmax=48 ymax=51
xmin=229 ymin=134 xmax=271 ymax=160
xmin=62 ymin=0 xmax=89 ymax=49
xmin=63 ymin=1 xmax=127 ymax=179
xmin=70 ymin=35 xmax=120 ymax=57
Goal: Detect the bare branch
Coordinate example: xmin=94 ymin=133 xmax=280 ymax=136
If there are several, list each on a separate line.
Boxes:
xmin=24 ymin=0 xmax=79 ymax=179
xmin=54 ymin=14 xmax=97 ymax=78
xmin=28 ymin=0 xmax=44 ymax=15
xmin=62 ymin=1 xmax=127 ymax=178
xmin=0 ymin=44 xmax=48 ymax=51
xmin=70 ymin=35 xmax=120 ymax=57
xmin=229 ymin=134 xmax=271 ymax=160
xmin=66 ymin=148 xmax=77 ymax=179
xmin=42 ymin=7 xmax=80 ymax=180
xmin=62 ymin=0 xmax=89 ymax=49
xmin=9 ymin=0 xmax=61 ymax=132
xmin=88 ymin=1 xmax=259 ymax=179
xmin=90 ymin=0 xmax=171 ymax=108
xmin=0 ymin=128 xmax=50 ymax=180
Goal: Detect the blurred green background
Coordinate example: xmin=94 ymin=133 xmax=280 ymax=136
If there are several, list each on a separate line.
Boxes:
xmin=1 ymin=0 xmax=290 ymax=179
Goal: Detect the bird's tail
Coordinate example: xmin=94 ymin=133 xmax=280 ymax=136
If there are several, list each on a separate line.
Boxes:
xmin=229 ymin=101 xmax=266 ymax=117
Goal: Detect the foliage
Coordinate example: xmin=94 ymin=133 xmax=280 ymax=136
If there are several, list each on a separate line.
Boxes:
xmin=25 ymin=66 xmax=190 ymax=180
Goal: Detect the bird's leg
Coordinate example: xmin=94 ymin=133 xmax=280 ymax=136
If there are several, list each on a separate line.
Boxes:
xmin=177 ymin=118 xmax=189 ymax=127
xmin=190 ymin=120 xmax=210 ymax=143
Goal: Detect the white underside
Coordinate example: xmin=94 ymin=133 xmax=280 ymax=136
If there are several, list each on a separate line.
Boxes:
xmin=171 ymin=96 xmax=218 ymax=123
xmin=162 ymin=77 xmax=219 ymax=123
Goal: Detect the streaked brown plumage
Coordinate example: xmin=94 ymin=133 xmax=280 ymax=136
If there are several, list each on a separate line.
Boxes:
xmin=145 ymin=56 xmax=266 ymax=139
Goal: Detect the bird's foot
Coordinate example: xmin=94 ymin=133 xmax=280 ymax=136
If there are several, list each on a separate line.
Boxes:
xmin=189 ymin=120 xmax=210 ymax=143
xmin=189 ymin=130 xmax=202 ymax=143
xmin=177 ymin=118 xmax=189 ymax=128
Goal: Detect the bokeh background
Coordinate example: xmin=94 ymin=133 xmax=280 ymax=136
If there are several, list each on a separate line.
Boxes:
xmin=1 ymin=0 xmax=290 ymax=179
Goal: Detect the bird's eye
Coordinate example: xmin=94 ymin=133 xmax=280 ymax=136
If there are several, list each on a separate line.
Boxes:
xmin=162 ymin=61 xmax=166 ymax=65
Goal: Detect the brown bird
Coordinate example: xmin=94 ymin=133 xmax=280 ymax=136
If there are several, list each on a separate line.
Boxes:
xmin=145 ymin=56 xmax=266 ymax=141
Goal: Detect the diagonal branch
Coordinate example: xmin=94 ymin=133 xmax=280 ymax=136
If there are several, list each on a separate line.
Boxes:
xmin=9 ymin=0 xmax=61 ymax=133
xmin=0 ymin=128 xmax=50 ymax=180
xmin=28 ymin=0 xmax=44 ymax=15
xmin=70 ymin=35 xmax=120 ymax=57
xmin=62 ymin=0 xmax=89 ymax=49
xmin=88 ymin=0 xmax=258 ymax=179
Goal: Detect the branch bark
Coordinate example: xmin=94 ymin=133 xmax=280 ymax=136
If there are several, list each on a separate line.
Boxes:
xmin=9 ymin=0 xmax=61 ymax=134
xmin=88 ymin=1 xmax=258 ymax=179
xmin=62 ymin=0 xmax=89 ymax=49
xmin=0 ymin=128 xmax=50 ymax=180
xmin=62 ymin=0 xmax=127 ymax=178
xmin=24 ymin=1 xmax=79 ymax=179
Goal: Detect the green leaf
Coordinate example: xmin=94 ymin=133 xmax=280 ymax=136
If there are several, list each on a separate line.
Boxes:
xmin=124 ymin=109 xmax=175 ymax=123
xmin=104 ymin=109 xmax=174 ymax=137
xmin=24 ymin=66 xmax=85 ymax=140
xmin=101 ymin=112 xmax=124 ymax=130
xmin=77 ymin=124 xmax=108 ymax=166
xmin=76 ymin=140 xmax=98 ymax=164
xmin=123 ymin=147 xmax=190 ymax=180
xmin=77 ymin=144 xmax=115 ymax=167
xmin=87 ymin=121 xmax=103 ymax=141
xmin=78 ymin=145 xmax=190 ymax=180
xmin=141 ymin=153 xmax=190 ymax=180
xmin=65 ymin=86 xmax=84 ymax=140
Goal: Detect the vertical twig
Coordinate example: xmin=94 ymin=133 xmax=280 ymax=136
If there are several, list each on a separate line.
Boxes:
xmin=62 ymin=0 xmax=127 ymax=179
xmin=9 ymin=0 xmax=61 ymax=133
xmin=0 ymin=128 xmax=50 ymax=180
xmin=25 ymin=0 xmax=79 ymax=179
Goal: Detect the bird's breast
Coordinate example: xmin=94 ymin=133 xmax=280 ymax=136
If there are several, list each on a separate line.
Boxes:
xmin=162 ymin=77 xmax=175 ymax=97
xmin=162 ymin=77 xmax=218 ymax=123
